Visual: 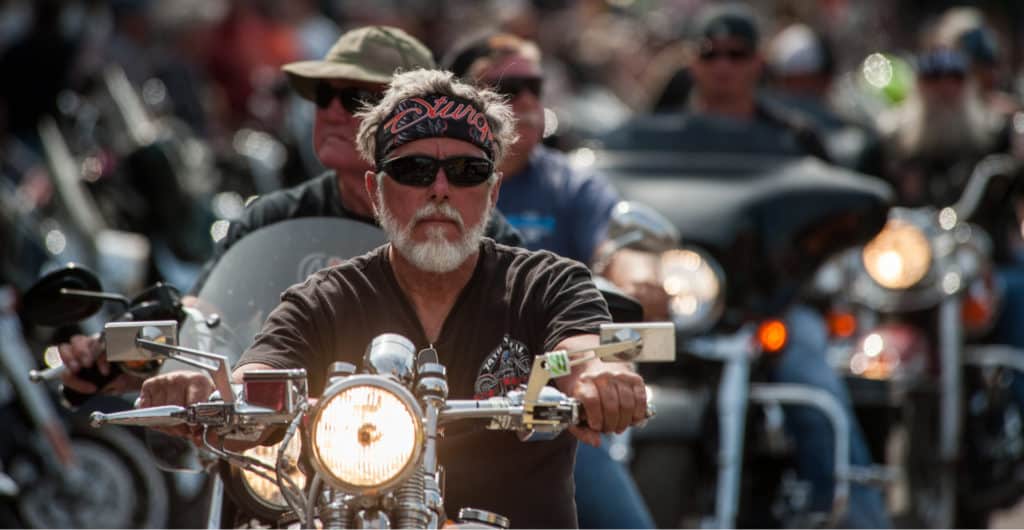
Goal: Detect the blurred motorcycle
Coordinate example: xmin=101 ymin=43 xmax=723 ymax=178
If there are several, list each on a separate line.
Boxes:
xmin=0 ymin=286 xmax=169 ymax=527
xmin=0 ymin=179 xmax=186 ymax=528
xmin=0 ymin=276 xmax=172 ymax=528
xmin=816 ymin=154 xmax=1024 ymax=527
xmin=588 ymin=149 xmax=893 ymax=527
xmin=36 ymin=64 xmax=286 ymax=291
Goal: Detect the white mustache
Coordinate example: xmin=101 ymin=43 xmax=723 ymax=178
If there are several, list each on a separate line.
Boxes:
xmin=410 ymin=202 xmax=465 ymax=230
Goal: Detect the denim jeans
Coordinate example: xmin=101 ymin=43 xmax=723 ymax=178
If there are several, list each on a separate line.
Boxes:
xmin=992 ymin=265 xmax=1024 ymax=407
xmin=574 ymin=435 xmax=656 ymax=529
xmin=769 ymin=305 xmax=891 ymax=528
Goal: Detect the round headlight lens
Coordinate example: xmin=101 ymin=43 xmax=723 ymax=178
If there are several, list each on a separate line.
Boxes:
xmin=240 ymin=434 xmax=305 ymax=509
xmin=862 ymin=219 xmax=932 ymax=289
xmin=310 ymin=380 xmax=421 ymax=493
xmin=660 ymin=248 xmax=724 ymax=332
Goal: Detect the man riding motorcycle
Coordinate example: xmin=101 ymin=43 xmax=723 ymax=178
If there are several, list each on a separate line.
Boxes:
xmin=136 ymin=68 xmax=650 ymax=528
xmin=606 ymin=4 xmax=890 ymax=527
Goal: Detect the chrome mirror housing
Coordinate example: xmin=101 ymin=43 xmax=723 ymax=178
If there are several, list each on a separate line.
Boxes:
xmin=605 ymin=201 xmax=680 ymax=254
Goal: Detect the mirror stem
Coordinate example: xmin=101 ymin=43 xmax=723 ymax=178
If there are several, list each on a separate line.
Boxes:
xmin=59 ymin=288 xmax=130 ymax=307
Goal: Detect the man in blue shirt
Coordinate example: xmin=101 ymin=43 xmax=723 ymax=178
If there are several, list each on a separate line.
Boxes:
xmin=444 ymin=33 xmax=619 ymax=266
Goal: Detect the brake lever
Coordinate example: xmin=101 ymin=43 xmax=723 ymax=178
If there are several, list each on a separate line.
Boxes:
xmin=90 ymin=405 xmax=190 ymax=428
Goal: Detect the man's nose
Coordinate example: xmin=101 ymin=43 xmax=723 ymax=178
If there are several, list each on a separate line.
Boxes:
xmin=429 ymin=167 xmax=451 ymax=199
xmin=514 ymin=89 xmax=541 ymax=106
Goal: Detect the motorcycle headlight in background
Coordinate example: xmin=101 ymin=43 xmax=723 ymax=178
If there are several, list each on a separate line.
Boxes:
xmin=862 ymin=219 xmax=932 ymax=289
xmin=308 ymin=376 xmax=423 ymax=495
xmin=239 ymin=434 xmax=305 ymax=511
xmin=660 ymin=247 xmax=725 ymax=333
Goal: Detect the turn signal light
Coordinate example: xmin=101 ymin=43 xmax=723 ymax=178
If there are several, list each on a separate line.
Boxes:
xmin=757 ymin=319 xmax=788 ymax=354
xmin=961 ymin=273 xmax=999 ymax=336
xmin=827 ymin=311 xmax=858 ymax=339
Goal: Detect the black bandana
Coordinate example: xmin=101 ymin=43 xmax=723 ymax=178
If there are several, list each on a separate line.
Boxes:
xmin=375 ymin=94 xmax=495 ymax=164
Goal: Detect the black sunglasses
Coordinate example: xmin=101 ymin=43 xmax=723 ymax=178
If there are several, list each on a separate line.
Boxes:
xmin=381 ymin=155 xmax=494 ymax=187
xmin=698 ymin=47 xmax=754 ymax=62
xmin=314 ymin=83 xmax=383 ymax=113
xmin=493 ymin=76 xmax=543 ymax=99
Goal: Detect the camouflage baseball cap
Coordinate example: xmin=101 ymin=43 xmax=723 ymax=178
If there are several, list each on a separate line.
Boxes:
xmin=282 ymin=26 xmax=436 ymax=102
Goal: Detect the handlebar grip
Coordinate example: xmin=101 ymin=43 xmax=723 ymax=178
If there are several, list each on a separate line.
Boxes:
xmin=575 ymin=400 xmax=655 ymax=426
xmin=28 ymin=365 xmax=66 ymax=383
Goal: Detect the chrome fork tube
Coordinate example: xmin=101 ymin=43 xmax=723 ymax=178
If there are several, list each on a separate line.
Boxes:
xmin=204 ymin=473 xmax=223 ymax=530
xmin=714 ymin=342 xmax=751 ymax=529
xmin=936 ymin=295 xmax=963 ymax=528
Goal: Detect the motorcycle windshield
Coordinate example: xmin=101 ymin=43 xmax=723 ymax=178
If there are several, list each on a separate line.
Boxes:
xmin=149 ymin=217 xmax=385 ymax=473
xmin=176 ymin=217 xmax=387 ymax=366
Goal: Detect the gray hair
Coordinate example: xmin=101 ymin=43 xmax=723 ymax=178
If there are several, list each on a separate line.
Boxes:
xmin=355 ymin=69 xmax=519 ymax=167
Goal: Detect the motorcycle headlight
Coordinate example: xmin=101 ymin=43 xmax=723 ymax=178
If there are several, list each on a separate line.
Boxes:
xmin=660 ymin=247 xmax=725 ymax=333
xmin=239 ymin=434 xmax=305 ymax=511
xmin=862 ymin=219 xmax=932 ymax=289
xmin=308 ymin=376 xmax=422 ymax=495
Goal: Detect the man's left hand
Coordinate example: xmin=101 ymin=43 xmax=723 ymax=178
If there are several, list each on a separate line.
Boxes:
xmin=571 ymin=368 xmax=647 ymax=443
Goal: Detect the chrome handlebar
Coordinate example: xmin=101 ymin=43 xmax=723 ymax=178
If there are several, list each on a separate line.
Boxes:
xmin=90 ymin=385 xmax=654 ymax=437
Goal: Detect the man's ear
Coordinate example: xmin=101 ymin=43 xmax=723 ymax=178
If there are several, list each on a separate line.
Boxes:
xmin=365 ymin=170 xmax=380 ymax=214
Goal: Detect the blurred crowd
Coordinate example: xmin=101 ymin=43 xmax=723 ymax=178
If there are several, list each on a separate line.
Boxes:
xmin=1 ymin=0 xmax=1024 ymax=281
xmin=2 ymin=2 xmax=1024 ymax=528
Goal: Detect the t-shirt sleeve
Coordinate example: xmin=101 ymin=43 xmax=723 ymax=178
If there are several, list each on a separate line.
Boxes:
xmin=537 ymin=257 xmax=612 ymax=352
xmin=235 ymin=282 xmax=331 ymax=384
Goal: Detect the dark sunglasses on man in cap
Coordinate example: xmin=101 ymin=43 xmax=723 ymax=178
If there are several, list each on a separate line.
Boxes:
xmin=492 ymin=76 xmax=543 ymax=99
xmin=314 ymin=82 xmax=384 ymax=113
xmin=698 ymin=41 xmax=755 ymax=63
xmin=381 ymin=155 xmax=494 ymax=187
xmin=917 ymin=50 xmax=968 ymax=82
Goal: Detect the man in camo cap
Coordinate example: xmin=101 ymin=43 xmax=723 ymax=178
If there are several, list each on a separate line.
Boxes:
xmin=190 ymin=25 xmax=522 ymax=290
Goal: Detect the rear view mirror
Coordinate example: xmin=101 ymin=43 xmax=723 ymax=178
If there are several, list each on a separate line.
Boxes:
xmin=22 ymin=264 xmax=106 ymax=326
xmin=599 ymin=322 xmax=676 ymax=363
xmin=105 ymin=320 xmax=178 ymax=362
xmin=606 ymin=202 xmax=680 ymax=254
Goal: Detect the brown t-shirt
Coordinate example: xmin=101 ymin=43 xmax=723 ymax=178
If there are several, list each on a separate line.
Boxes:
xmin=238 ymin=238 xmax=611 ymax=528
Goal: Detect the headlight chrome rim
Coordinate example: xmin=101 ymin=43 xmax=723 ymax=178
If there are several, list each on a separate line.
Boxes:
xmin=659 ymin=246 xmax=726 ymax=334
xmin=307 ymin=375 xmax=423 ymax=495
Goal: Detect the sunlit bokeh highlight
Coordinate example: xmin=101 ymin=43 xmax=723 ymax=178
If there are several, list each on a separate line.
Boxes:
xmin=862 ymin=219 xmax=931 ymax=289
xmin=862 ymin=53 xmax=893 ymax=88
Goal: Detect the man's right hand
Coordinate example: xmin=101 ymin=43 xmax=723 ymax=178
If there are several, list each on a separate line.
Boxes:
xmin=138 ymin=371 xmax=216 ymax=441
xmin=58 ymin=333 xmax=140 ymax=394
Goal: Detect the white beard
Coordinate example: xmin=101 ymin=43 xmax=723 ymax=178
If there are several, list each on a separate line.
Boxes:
xmin=892 ymin=83 xmax=998 ymax=160
xmin=376 ymin=188 xmax=493 ymax=273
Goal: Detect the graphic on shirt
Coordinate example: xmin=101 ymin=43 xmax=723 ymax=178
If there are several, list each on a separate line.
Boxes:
xmin=297 ymin=253 xmax=345 ymax=282
xmin=474 ymin=335 xmax=532 ymax=399
xmin=505 ymin=211 xmax=556 ymax=247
